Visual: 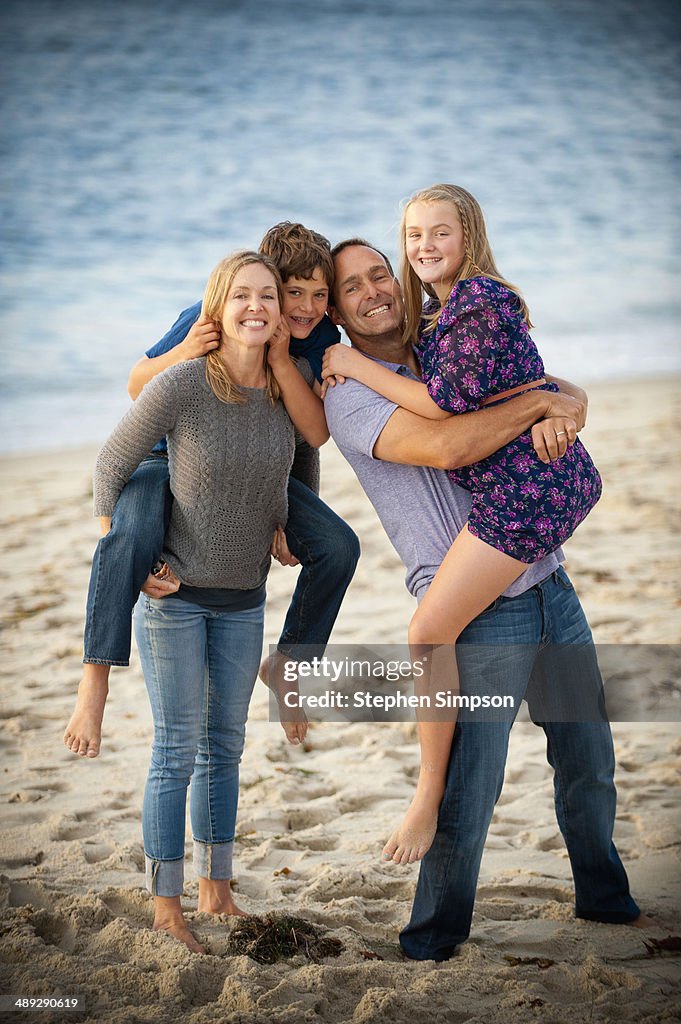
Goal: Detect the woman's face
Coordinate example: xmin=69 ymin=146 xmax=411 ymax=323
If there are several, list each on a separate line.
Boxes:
xmin=221 ymin=265 xmax=280 ymax=347
xmin=405 ymin=200 xmax=466 ymax=289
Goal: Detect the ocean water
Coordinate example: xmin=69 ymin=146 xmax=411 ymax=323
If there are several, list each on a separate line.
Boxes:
xmin=1 ymin=0 xmax=680 ymax=452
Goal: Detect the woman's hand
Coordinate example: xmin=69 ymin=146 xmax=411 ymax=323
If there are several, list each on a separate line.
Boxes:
xmin=178 ymin=315 xmax=221 ymax=360
xmin=141 ymin=562 xmax=181 ymax=598
xmin=267 ymin=318 xmax=292 ymax=370
xmin=271 ymin=526 xmax=300 ymax=566
xmin=532 ymin=416 xmax=577 ymax=464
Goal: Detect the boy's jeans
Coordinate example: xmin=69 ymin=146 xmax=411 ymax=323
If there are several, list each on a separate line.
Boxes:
xmin=134 ymin=595 xmax=264 ymax=897
xmin=399 ymin=567 xmax=640 ymax=962
xmin=83 ymin=455 xmax=360 ymax=666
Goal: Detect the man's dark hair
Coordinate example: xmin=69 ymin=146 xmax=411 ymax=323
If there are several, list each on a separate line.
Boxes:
xmin=329 ymin=238 xmax=396 ymax=305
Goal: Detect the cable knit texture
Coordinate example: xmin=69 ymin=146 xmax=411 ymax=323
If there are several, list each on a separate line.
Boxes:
xmin=94 ymin=358 xmax=301 ymax=588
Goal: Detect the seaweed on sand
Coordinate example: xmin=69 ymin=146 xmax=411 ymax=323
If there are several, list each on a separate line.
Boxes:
xmin=228 ymin=913 xmax=343 ymax=964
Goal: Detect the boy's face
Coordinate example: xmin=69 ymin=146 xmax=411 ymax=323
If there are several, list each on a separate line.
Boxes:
xmin=281 ymin=266 xmax=329 ymax=340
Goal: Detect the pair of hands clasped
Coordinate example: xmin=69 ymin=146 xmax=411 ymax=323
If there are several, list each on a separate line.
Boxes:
xmin=320 ymin=342 xmax=586 ymax=466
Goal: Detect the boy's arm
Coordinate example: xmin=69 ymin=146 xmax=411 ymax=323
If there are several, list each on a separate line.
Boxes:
xmin=322 ymin=344 xmax=449 ymax=419
xmin=373 ymin=388 xmax=584 ymax=469
xmin=127 ymin=305 xmax=218 ymax=399
xmin=268 ymin=323 xmax=329 ymax=447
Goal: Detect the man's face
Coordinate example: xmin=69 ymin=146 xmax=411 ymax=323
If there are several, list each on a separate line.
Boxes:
xmin=281 ymin=266 xmax=329 ymax=340
xmin=332 ymin=246 xmax=404 ymax=338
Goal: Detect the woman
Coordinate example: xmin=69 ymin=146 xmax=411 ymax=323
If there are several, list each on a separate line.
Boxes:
xmin=75 ymin=251 xmax=324 ymax=952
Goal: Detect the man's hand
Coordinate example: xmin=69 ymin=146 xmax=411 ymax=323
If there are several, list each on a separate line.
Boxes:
xmin=532 ymin=416 xmax=577 ymax=464
xmin=178 ymin=315 xmax=221 ymax=360
xmin=267 ymin=318 xmax=292 ymax=369
xmin=540 ymin=390 xmax=586 ymax=431
xmin=140 ymin=563 xmax=181 ymax=599
xmin=271 ymin=526 xmax=300 ymax=567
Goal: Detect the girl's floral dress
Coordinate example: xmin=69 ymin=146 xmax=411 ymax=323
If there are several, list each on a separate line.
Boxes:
xmin=419 ymin=276 xmax=602 ymax=563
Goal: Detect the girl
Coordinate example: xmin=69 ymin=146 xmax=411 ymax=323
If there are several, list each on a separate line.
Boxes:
xmin=69 ymin=251 xmax=324 ymax=952
xmin=322 ymin=185 xmax=602 ymax=865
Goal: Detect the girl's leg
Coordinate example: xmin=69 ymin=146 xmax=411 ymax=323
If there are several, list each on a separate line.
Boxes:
xmin=64 ymin=455 xmax=171 ymax=757
xmin=191 ymin=602 xmax=265 ymax=916
xmin=134 ymin=595 xmax=207 ymax=952
xmin=383 ymin=525 xmax=526 ymax=865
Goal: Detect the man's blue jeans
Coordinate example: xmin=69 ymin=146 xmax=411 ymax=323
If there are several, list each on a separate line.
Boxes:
xmin=83 ymin=456 xmax=360 ymax=665
xmin=134 ymin=595 xmax=264 ymax=897
xmin=399 ymin=567 xmax=640 ymax=962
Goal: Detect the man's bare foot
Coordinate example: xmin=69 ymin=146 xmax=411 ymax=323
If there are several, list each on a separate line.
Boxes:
xmin=259 ymin=653 xmax=308 ymax=745
xmin=382 ymin=792 xmax=441 ymax=865
xmin=627 ymin=913 xmax=659 ymax=930
xmin=153 ymin=919 xmax=205 ymax=954
xmin=63 ymin=666 xmax=109 ymax=758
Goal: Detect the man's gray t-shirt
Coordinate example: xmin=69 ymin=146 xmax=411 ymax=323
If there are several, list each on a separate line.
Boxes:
xmin=324 ymin=358 xmax=562 ymax=602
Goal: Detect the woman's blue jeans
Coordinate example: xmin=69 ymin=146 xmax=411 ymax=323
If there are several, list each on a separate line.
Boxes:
xmin=134 ymin=595 xmax=264 ymax=897
xmin=83 ymin=455 xmax=359 ymax=666
xmin=399 ymin=567 xmax=640 ymax=962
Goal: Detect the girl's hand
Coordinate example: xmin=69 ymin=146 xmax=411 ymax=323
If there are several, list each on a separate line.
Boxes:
xmin=321 ymin=343 xmax=368 ymax=386
xmin=531 ymin=416 xmax=577 ymax=464
xmin=271 ymin=526 xmax=300 ymax=566
xmin=267 ymin=318 xmax=292 ymax=368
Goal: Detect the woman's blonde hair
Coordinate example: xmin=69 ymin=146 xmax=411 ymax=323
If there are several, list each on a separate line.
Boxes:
xmin=201 ymin=250 xmax=283 ymax=405
xmin=398 ymin=184 xmax=532 ymax=344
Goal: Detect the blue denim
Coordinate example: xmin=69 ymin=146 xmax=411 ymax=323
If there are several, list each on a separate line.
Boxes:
xmin=83 ymin=463 xmax=359 ymax=666
xmin=83 ymin=454 xmax=171 ymax=666
xmin=399 ymin=567 xmax=640 ymax=961
xmin=134 ymin=595 xmax=264 ymax=898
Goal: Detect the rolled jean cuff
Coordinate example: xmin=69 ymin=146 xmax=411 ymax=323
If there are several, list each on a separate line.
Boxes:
xmin=193 ymin=839 xmax=234 ymax=881
xmin=82 ymin=657 xmax=129 ymax=667
xmin=145 ymin=855 xmax=184 ymax=897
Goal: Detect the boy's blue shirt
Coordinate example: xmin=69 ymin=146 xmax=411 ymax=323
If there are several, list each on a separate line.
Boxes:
xmin=145 ymin=302 xmax=340 ymax=453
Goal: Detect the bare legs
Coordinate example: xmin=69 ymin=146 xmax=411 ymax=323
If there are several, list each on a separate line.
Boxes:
xmin=63 ymin=664 xmax=110 ymax=757
xmin=383 ymin=526 xmax=525 ymax=865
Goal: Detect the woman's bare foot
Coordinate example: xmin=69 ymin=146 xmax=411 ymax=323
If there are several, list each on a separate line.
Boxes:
xmin=382 ymin=791 xmax=441 ymax=865
xmin=197 ymin=878 xmax=249 ymax=917
xmin=153 ymin=919 xmax=205 ymax=954
xmin=63 ymin=665 xmax=110 ymax=758
xmin=259 ymin=653 xmax=308 ymax=745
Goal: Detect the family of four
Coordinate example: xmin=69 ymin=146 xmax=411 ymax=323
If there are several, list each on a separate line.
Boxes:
xmin=64 ymin=185 xmax=647 ymax=958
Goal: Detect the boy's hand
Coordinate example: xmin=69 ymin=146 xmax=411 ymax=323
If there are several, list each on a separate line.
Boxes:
xmin=271 ymin=526 xmax=299 ymax=566
xmin=532 ymin=416 xmax=577 ymax=463
xmin=267 ymin=318 xmax=292 ymax=368
xmin=178 ymin=315 xmax=221 ymax=360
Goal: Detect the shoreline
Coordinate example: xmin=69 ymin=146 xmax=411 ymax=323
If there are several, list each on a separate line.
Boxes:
xmin=0 ymin=375 xmax=679 ymax=1023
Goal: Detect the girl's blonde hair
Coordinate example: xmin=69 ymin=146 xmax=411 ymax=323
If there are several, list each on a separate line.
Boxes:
xmin=201 ymin=250 xmax=283 ymax=405
xmin=398 ymin=184 xmax=532 ymax=344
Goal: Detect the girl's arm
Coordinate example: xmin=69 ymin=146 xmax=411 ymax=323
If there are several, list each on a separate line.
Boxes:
xmin=322 ymin=344 xmax=450 ymax=420
xmin=268 ymin=321 xmax=330 ymax=447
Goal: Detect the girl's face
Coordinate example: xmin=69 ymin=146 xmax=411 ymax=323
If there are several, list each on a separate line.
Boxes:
xmin=221 ymin=265 xmax=280 ymax=347
xmin=405 ymin=200 xmax=466 ymax=290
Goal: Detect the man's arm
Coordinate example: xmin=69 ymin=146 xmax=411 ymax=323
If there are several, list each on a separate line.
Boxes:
xmin=373 ymin=389 xmax=585 ymax=469
xmin=127 ymin=304 xmax=219 ymax=399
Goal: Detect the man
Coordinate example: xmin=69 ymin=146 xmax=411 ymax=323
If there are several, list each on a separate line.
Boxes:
xmin=322 ymin=239 xmax=644 ymax=961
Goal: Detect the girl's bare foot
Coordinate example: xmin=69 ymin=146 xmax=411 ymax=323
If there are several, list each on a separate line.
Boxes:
xmin=259 ymin=653 xmax=308 ymax=745
xmin=197 ymin=878 xmax=249 ymax=917
xmin=382 ymin=792 xmax=441 ymax=865
xmin=63 ymin=666 xmax=109 ymax=758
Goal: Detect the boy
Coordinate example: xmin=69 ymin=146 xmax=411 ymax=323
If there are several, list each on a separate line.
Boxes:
xmin=64 ymin=224 xmax=360 ymax=757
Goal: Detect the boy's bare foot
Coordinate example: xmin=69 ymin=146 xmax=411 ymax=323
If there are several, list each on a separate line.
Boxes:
xmin=382 ymin=792 xmax=441 ymax=865
xmin=259 ymin=653 xmax=308 ymax=745
xmin=63 ymin=666 xmax=109 ymax=758
xmin=627 ymin=914 xmax=660 ymax=930
xmin=153 ymin=919 xmax=205 ymax=954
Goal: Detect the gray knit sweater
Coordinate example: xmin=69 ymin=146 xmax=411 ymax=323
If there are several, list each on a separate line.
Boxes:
xmin=94 ymin=358 xmax=303 ymax=589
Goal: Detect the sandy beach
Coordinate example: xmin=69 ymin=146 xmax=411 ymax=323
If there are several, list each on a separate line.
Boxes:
xmin=0 ymin=377 xmax=679 ymax=1023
